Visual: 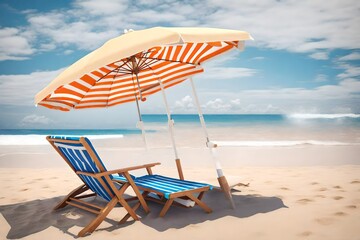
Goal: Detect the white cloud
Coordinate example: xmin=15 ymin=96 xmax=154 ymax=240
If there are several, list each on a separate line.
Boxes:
xmin=251 ymin=56 xmax=265 ymax=61
xmin=335 ymin=52 xmax=360 ymax=80
xmin=190 ymin=51 xmax=258 ymax=80
xmin=27 ymin=12 xmax=119 ymax=50
xmin=64 ymin=49 xmax=74 ymax=55
xmin=0 ymin=0 xmax=357 ymax=62
xmin=309 ymin=51 xmax=329 ymax=60
xmin=203 ymin=98 xmax=231 ymax=112
xmin=0 ymin=27 xmax=34 ymax=61
xmin=174 ymin=95 xmax=195 ymax=112
xmin=238 ymin=79 xmax=360 ymax=101
xmin=314 ymin=74 xmax=328 ymax=82
xmin=337 ymin=64 xmax=360 ymax=79
xmin=205 ymin=0 xmax=360 ymax=53
xmin=200 ymin=67 xmax=257 ymax=80
xmin=73 ymin=0 xmax=128 ymax=15
xmin=171 ymin=96 xmax=284 ymax=114
xmin=198 ymin=78 xmax=360 ymax=113
xmin=0 ymin=68 xmax=65 ymax=106
xmin=338 ymin=52 xmax=360 ymax=61
xmin=19 ymin=114 xmax=53 ymax=126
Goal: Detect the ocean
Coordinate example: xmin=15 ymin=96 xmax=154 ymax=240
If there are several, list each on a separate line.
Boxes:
xmin=0 ymin=114 xmax=359 ymax=146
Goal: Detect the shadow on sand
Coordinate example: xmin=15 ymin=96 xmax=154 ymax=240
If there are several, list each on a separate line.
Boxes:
xmin=0 ymin=190 xmax=287 ymax=238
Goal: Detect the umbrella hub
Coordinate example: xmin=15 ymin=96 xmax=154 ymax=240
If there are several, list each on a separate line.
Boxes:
xmin=129 ymin=55 xmax=141 ymax=74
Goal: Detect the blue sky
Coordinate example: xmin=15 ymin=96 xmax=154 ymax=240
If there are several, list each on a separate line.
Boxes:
xmin=0 ymin=0 xmax=359 ymax=129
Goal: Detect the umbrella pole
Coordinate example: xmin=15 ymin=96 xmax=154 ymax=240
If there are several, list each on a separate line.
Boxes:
xmin=189 ymin=77 xmax=235 ymax=208
xmin=134 ymin=95 xmax=148 ymax=150
xmin=158 ymin=79 xmax=184 ymax=180
xmin=133 ymin=70 xmax=148 ymax=150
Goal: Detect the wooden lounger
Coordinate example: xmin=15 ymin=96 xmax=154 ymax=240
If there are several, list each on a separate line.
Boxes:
xmin=47 ymin=136 xmax=159 ymax=237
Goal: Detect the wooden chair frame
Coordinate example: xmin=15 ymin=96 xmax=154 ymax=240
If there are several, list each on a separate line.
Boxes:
xmin=114 ymin=163 xmax=212 ymax=218
xmin=47 ymin=136 xmax=160 ymax=237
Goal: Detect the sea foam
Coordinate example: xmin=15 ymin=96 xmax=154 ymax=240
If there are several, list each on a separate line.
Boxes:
xmin=288 ymin=113 xmax=360 ymax=119
xmin=0 ymin=135 xmax=124 ymax=145
xmin=214 ymin=140 xmax=358 ymax=147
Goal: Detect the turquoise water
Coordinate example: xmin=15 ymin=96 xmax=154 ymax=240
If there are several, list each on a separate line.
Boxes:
xmin=143 ymin=114 xmax=360 ymax=127
xmin=0 ymin=114 xmax=359 ymax=145
xmin=1 ymin=114 xmax=360 ymax=136
xmin=143 ymin=114 xmax=285 ymax=125
xmin=0 ymin=129 xmax=141 ymax=135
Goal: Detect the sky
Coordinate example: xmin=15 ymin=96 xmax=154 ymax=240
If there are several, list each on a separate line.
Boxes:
xmin=0 ymin=0 xmax=359 ymax=129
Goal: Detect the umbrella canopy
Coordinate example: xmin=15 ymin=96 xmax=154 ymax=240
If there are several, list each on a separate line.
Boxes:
xmin=35 ymin=27 xmax=252 ymax=110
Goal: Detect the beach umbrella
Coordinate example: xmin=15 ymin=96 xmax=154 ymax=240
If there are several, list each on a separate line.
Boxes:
xmin=34 ymin=27 xmax=253 ymax=207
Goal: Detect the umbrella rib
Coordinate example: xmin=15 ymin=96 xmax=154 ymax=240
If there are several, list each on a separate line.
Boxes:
xmin=124 ymin=60 xmax=134 ymax=72
xmin=113 ymin=70 xmax=133 ymax=75
xmin=71 ymin=60 xmax=131 ymax=108
xmin=95 ymin=60 xmax=130 ymax=82
xmin=137 ymin=51 xmax=159 ymax=71
xmin=144 ymin=57 xmax=197 ymax=66
xmin=137 ymin=53 xmax=149 ymax=71
xmin=112 ymin=63 xmax=133 ymax=79
xmin=138 ymin=58 xmax=159 ymax=72
xmin=140 ymin=61 xmax=163 ymax=90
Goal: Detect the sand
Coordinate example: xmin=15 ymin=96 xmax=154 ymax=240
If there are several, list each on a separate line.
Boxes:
xmin=0 ymin=128 xmax=360 ymax=239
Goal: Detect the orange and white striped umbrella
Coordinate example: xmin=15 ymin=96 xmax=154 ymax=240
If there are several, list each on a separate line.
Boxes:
xmin=35 ymin=27 xmax=252 ymax=111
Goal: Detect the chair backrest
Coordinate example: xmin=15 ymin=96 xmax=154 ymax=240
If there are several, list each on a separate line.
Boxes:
xmin=47 ymin=136 xmax=114 ymax=201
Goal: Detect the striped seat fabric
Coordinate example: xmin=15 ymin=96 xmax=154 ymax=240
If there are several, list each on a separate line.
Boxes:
xmin=47 ymin=135 xmax=156 ymax=237
xmin=51 ymin=136 xmax=114 ymax=201
xmin=134 ymin=174 xmax=213 ymax=199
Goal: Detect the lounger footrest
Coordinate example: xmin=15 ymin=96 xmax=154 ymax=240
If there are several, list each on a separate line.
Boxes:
xmin=133 ymin=175 xmax=213 ymax=199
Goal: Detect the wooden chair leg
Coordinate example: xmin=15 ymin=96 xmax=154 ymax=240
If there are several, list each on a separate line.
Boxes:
xmin=54 ymin=184 xmax=89 ymax=210
xmin=119 ymin=202 xmax=141 ymax=224
xmin=123 ymin=172 xmax=150 ymax=213
xmin=197 ymin=191 xmax=205 ymax=201
xmin=120 ymin=191 xmax=150 ymax=224
xmin=118 ymin=197 xmax=139 ymax=221
xmin=159 ymin=199 xmax=174 ymax=217
xmin=78 ymin=197 xmax=118 ymax=237
xmin=186 ymin=193 xmax=212 ymax=213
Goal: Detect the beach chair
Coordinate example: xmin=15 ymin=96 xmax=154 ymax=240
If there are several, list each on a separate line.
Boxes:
xmin=113 ymin=173 xmax=213 ymax=218
xmin=47 ymin=136 xmax=160 ymax=237
xmin=48 ymin=136 xmax=212 ymax=226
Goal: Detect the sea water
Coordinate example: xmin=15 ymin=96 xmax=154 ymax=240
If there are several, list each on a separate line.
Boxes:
xmin=1 ymin=114 xmax=359 ymax=146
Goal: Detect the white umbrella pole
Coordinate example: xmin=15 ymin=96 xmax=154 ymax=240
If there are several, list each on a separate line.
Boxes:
xmin=189 ymin=77 xmax=235 ymax=208
xmin=158 ymin=79 xmax=184 ymax=180
xmin=132 ymin=71 xmax=148 ymax=150
xmin=134 ymin=95 xmax=148 ymax=150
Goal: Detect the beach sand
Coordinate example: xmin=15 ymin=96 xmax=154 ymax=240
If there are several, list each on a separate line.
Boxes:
xmin=0 ymin=127 xmax=359 ymax=239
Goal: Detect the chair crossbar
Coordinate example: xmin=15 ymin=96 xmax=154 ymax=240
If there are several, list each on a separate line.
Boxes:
xmin=66 ymin=201 xmax=101 ymax=215
xmin=74 ymin=193 xmax=97 ymax=199
xmin=69 ymin=197 xmax=104 ymax=210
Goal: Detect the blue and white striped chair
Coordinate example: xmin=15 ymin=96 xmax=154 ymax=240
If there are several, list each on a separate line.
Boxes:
xmin=47 ymin=136 xmax=160 ymax=237
xmin=111 ymin=165 xmax=213 ymax=217
xmin=133 ymin=174 xmax=213 ymax=217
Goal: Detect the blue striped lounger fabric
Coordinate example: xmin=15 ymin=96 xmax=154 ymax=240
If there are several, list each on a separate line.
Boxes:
xmin=47 ymin=135 xmax=159 ymax=237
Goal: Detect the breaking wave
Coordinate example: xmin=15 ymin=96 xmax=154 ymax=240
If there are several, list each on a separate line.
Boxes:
xmin=214 ymin=140 xmax=358 ymax=147
xmin=0 ymin=135 xmax=124 ymax=145
xmin=288 ymin=113 xmax=360 ymax=119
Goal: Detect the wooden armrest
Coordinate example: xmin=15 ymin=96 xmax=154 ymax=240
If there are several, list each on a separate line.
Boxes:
xmin=96 ymin=162 xmax=161 ymax=177
xmin=76 ymin=162 xmax=160 ymax=178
